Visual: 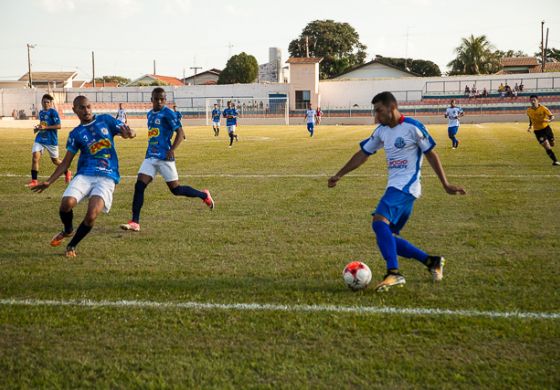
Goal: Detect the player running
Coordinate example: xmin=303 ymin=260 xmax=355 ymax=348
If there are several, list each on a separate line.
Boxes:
xmin=304 ymin=103 xmax=318 ymax=137
xmin=328 ymin=91 xmax=466 ymax=292
xmin=115 ymin=103 xmax=127 ymax=124
xmin=527 ymin=95 xmax=559 ymax=166
xmin=120 ymin=87 xmax=214 ymax=233
xmin=444 ymin=99 xmax=464 ymax=149
xmin=29 ymin=94 xmax=71 ymax=187
xmin=222 ymin=101 xmax=239 ymax=147
xmin=211 ymin=103 xmax=221 ymax=136
xmin=30 ymin=96 xmax=136 ymax=257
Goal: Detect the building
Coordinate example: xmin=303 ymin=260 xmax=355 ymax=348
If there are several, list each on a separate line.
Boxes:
xmin=259 ymin=47 xmax=289 ymax=83
xmin=286 ymin=57 xmax=322 ymax=110
xmin=126 ymin=74 xmax=184 ymax=87
xmin=498 ymin=57 xmax=560 ymax=74
xmin=331 ymin=58 xmax=419 ymax=80
xmin=18 ymin=71 xmax=78 ymax=89
xmin=182 ymin=69 xmax=221 ymax=85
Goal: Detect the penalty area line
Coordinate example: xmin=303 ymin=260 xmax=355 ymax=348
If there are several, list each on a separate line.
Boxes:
xmin=0 ymin=298 xmax=558 ymax=320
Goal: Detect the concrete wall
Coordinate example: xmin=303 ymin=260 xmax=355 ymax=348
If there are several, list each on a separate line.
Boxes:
xmin=334 ymin=63 xmax=413 ymax=80
xmin=288 ymin=63 xmax=320 ymax=109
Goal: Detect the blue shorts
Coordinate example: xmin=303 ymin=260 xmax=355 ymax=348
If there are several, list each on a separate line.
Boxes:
xmin=448 ymin=126 xmax=459 ymax=137
xmin=373 ymin=187 xmax=416 ymax=234
xmin=307 ymin=123 xmax=314 ymax=132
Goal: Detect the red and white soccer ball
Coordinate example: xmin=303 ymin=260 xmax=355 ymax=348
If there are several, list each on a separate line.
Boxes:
xmin=343 ymin=261 xmax=372 ymax=291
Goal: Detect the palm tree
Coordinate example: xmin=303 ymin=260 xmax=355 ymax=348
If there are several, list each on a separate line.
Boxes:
xmin=447 ymin=35 xmax=499 ymax=75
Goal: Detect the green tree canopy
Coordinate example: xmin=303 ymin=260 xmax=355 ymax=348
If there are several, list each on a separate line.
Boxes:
xmin=218 ymin=52 xmax=259 ymax=84
xmin=288 ymin=20 xmax=367 ymax=79
xmin=447 ymin=34 xmax=500 ymax=75
xmin=375 ymin=55 xmax=441 ymax=77
xmin=534 ymin=47 xmax=560 ymax=62
xmin=94 ymin=75 xmax=131 ymax=86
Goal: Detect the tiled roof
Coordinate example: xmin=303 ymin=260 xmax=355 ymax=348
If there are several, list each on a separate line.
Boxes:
xmin=18 ymin=71 xmax=77 ymax=82
xmin=501 ymin=57 xmax=539 ymax=67
xmin=286 ymin=57 xmax=323 ymax=64
xmin=150 ymin=74 xmax=184 ymax=86
xmin=529 ymin=62 xmax=560 ymax=73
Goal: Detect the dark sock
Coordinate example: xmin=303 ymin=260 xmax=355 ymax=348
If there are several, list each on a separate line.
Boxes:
xmin=546 ymin=149 xmax=557 ymax=162
xmin=59 ymin=210 xmax=73 ymax=234
xmin=31 ymin=170 xmax=38 ymax=180
xmin=229 ymin=133 xmax=234 ymax=146
xmin=171 ymin=185 xmax=206 ymax=199
xmin=67 ymin=222 xmax=92 ymax=248
xmin=132 ymin=181 xmax=147 ymax=223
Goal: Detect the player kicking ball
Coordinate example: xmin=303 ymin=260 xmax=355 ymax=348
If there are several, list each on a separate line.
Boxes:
xmin=120 ymin=88 xmax=214 ymax=233
xmin=328 ymin=92 xmax=466 ymax=292
xmin=31 ymin=96 xmax=136 ymax=257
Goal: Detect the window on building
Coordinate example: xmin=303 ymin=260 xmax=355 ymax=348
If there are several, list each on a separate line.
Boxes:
xmin=295 ymin=90 xmax=311 ymax=109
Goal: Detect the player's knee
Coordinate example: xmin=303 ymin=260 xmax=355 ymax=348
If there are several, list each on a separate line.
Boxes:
xmin=135 ymin=180 xmax=147 ymax=193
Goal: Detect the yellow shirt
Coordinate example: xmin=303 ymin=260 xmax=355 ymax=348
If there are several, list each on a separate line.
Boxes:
xmin=527 ymin=105 xmax=553 ymax=131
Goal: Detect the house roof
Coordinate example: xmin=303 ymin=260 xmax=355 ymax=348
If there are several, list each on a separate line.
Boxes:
xmin=150 ymin=74 xmax=184 ymax=86
xmin=286 ymin=57 xmax=323 ymax=64
xmin=183 ymin=68 xmax=221 ymax=81
xmin=83 ymin=81 xmax=120 ymax=88
xmin=529 ymin=62 xmax=560 ymax=73
xmin=18 ymin=71 xmax=77 ymax=82
xmin=332 ymin=58 xmax=420 ymax=79
xmin=501 ymin=57 xmax=539 ymax=67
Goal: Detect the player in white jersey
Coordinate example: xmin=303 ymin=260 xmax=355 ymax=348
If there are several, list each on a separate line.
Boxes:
xmin=115 ymin=103 xmax=127 ymax=124
xmin=328 ymin=92 xmax=466 ymax=292
xmin=304 ymin=103 xmax=317 ymax=137
xmin=444 ymin=99 xmax=464 ymax=149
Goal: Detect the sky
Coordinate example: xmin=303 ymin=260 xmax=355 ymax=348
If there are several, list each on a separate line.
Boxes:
xmin=1 ymin=0 xmax=560 ymax=82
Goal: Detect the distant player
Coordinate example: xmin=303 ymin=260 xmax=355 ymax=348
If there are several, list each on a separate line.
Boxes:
xmin=222 ymin=101 xmax=239 ymax=147
xmin=120 ymin=87 xmax=214 ymax=233
xmin=116 ymin=103 xmax=127 ymax=124
xmin=172 ymin=104 xmax=185 ymax=139
xmin=304 ymin=103 xmax=318 ymax=137
xmin=211 ymin=103 xmax=221 ymax=136
xmin=316 ymin=106 xmax=323 ymax=125
xmin=444 ymin=99 xmax=464 ymax=149
xmin=30 ymin=96 xmax=136 ymax=257
xmin=328 ymin=91 xmax=466 ymax=292
xmin=527 ymin=95 xmax=559 ymax=166
xmin=29 ymin=94 xmax=71 ymax=187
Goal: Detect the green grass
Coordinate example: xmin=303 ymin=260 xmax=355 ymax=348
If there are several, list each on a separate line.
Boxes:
xmin=1 ymin=123 xmax=559 ymax=388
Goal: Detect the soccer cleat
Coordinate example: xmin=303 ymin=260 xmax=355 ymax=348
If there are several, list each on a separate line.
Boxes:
xmin=427 ymin=256 xmax=445 ymax=282
xmin=50 ymin=230 xmax=74 ymax=247
xmin=202 ymin=189 xmax=214 ymax=210
xmin=27 ymin=179 xmax=39 ymax=188
xmin=553 ymin=161 xmax=560 ymax=166
xmin=120 ymin=221 xmax=140 ymax=232
xmin=375 ymin=272 xmax=406 ymax=292
xmin=65 ymin=246 xmax=77 ymax=258
xmin=64 ymin=170 xmax=72 ymax=183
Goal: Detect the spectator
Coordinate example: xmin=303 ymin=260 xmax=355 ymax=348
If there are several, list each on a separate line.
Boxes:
xmin=519 ymin=81 xmax=524 ymax=91
xmin=505 ymin=83 xmax=512 ymax=98
xmin=464 ymin=85 xmax=470 ymax=96
xmin=482 ymin=87 xmax=488 ymax=98
xmin=514 ymin=83 xmax=519 ymax=92
xmin=498 ymin=83 xmax=505 ymax=97
xmin=12 ymin=109 xmax=18 ymax=119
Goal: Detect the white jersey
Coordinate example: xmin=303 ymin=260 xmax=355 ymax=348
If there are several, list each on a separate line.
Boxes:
xmin=445 ymin=107 xmax=463 ymax=127
xmin=305 ymin=109 xmax=316 ymax=124
xmin=360 ymin=116 xmax=436 ymax=198
xmin=116 ymin=109 xmax=127 ymax=123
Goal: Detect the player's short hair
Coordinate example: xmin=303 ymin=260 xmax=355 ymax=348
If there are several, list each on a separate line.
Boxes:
xmin=72 ymin=95 xmax=88 ymax=107
xmin=42 ymin=94 xmax=54 ymax=101
xmin=371 ymin=91 xmax=398 ymax=107
xmin=152 ymin=87 xmax=165 ymax=96
xmin=530 ymin=94 xmax=538 ymax=99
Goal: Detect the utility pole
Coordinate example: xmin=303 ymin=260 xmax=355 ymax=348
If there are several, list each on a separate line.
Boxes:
xmin=153 ymin=60 xmax=156 ymax=75
xmin=92 ymin=51 xmax=96 ymax=87
xmin=26 ymin=43 xmax=35 ymax=88
xmin=305 ymin=36 xmax=309 ymax=58
xmin=544 ymin=27 xmax=549 ymax=72
xmin=190 ymin=66 xmax=202 ymax=85
xmin=541 ymin=20 xmax=545 ymax=73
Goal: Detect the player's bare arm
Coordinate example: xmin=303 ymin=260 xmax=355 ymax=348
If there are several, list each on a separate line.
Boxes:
xmin=119 ymin=124 xmax=136 ymax=139
xmin=528 ymin=118 xmax=533 ymax=132
xmin=424 ymin=150 xmax=466 ymax=195
xmin=328 ymin=150 xmax=369 ymax=188
xmin=30 ymin=151 xmax=76 ymax=193
xmin=166 ymin=127 xmax=185 ymax=160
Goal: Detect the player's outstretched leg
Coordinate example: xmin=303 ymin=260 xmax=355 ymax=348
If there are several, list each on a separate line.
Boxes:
xmin=121 ymin=177 xmax=150 ymax=232
xmin=65 ymin=196 xmax=104 ymax=257
xmin=168 ymin=182 xmax=214 ymax=210
xmin=394 ymin=236 xmax=445 ymax=282
xmin=51 ymin=197 xmax=76 ymax=247
xmin=372 ymin=220 xmax=406 ymax=292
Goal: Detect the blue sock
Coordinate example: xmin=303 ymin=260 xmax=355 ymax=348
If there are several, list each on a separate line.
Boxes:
xmin=394 ymin=236 xmax=429 ymax=264
xmin=171 ymin=185 xmax=206 ymax=199
xmin=372 ymin=221 xmax=398 ymax=270
xmin=132 ymin=181 xmax=147 ymax=223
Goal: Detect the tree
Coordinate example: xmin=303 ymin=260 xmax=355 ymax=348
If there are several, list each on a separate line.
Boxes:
xmin=218 ymin=52 xmax=258 ymax=84
xmin=288 ymin=20 xmax=367 ymax=79
xmin=447 ymin=35 xmax=499 ymax=75
xmin=375 ymin=56 xmax=441 ymax=77
xmin=94 ymin=75 xmax=131 ymax=86
xmin=534 ymin=47 xmax=560 ymax=62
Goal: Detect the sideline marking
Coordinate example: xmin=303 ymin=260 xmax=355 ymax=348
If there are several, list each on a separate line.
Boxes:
xmin=1 ymin=298 xmax=558 ymax=320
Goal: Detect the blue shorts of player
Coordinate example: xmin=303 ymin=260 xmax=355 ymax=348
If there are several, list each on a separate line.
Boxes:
xmin=372 ymin=187 xmax=415 ymax=234
xmin=448 ymin=126 xmax=459 ymax=138
xmin=307 ymin=123 xmax=314 ymax=133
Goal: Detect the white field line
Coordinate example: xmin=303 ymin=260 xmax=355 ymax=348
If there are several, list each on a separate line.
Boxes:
xmin=0 ymin=298 xmax=558 ymax=320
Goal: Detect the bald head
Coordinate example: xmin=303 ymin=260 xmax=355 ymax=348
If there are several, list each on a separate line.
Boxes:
xmin=72 ymin=95 xmax=94 ymax=123
xmin=73 ymin=95 xmax=89 ymax=107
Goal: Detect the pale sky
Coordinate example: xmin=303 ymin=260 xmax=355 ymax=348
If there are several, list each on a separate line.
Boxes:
xmin=1 ymin=0 xmax=559 ymax=81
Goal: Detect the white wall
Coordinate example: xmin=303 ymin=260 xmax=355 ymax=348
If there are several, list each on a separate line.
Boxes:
xmin=334 ymin=63 xmax=413 ymax=80
xmin=0 ymin=89 xmax=43 ymax=117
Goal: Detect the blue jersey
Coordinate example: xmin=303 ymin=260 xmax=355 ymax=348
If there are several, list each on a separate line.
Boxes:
xmin=223 ymin=108 xmax=238 ymax=126
xmin=35 ymin=108 xmax=61 ymax=146
xmin=212 ymin=108 xmax=221 ymax=122
xmin=66 ymin=114 xmax=124 ymax=184
xmin=175 ymin=110 xmax=183 ymax=123
xmin=146 ymin=106 xmax=181 ymax=160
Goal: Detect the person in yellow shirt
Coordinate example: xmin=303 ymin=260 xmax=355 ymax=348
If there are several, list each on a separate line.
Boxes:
xmin=527 ymin=95 xmax=559 ymax=166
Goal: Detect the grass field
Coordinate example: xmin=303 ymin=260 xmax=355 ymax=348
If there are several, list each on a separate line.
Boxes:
xmin=0 ymin=122 xmax=559 ymax=388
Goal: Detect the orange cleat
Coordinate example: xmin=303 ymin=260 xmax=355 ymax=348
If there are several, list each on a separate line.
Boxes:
xmin=202 ymin=189 xmax=214 ymax=210
xmin=65 ymin=246 xmax=77 ymax=257
xmin=27 ymin=179 xmax=39 ymax=188
xmin=51 ymin=230 xmax=74 ymax=247
xmin=120 ymin=221 xmax=140 ymax=232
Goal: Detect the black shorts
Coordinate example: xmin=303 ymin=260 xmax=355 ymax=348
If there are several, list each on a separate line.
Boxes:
xmin=534 ymin=126 xmax=555 ymax=145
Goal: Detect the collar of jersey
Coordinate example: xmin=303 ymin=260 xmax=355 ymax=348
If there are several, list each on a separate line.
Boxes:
xmin=82 ymin=116 xmax=97 ymax=127
xmin=398 ymin=114 xmax=405 ymax=124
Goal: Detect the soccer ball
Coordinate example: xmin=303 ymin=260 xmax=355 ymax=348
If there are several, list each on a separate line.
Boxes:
xmin=343 ymin=261 xmax=372 ymax=291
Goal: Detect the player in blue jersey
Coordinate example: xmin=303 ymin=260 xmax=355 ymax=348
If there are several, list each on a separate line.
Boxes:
xmin=31 ymin=96 xmax=136 ymax=257
xmin=444 ymin=99 xmax=464 ymax=149
xmin=211 ymin=103 xmax=221 ymax=136
xmin=172 ymin=104 xmax=183 ymax=123
xmin=328 ymin=92 xmax=466 ymax=292
xmin=222 ymin=101 xmax=239 ymax=147
xmin=29 ymin=94 xmax=72 ymax=187
xmin=120 ymin=88 xmax=214 ymax=232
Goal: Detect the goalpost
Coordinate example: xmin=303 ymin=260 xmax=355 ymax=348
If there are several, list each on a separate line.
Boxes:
xmin=205 ymin=96 xmax=290 ymax=125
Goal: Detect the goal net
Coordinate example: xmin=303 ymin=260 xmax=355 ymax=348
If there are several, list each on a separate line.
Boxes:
xmin=203 ymin=96 xmax=289 ymax=125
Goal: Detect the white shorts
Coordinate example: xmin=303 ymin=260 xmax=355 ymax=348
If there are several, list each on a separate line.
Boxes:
xmin=32 ymin=142 xmax=59 ymax=158
xmin=227 ymin=125 xmax=236 ymax=134
xmin=62 ymin=174 xmax=116 ymax=213
xmin=212 ymin=121 xmax=220 ymax=127
xmin=138 ymin=157 xmax=179 ymax=182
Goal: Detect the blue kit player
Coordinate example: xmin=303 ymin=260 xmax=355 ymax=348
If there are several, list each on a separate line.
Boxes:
xmin=444 ymin=99 xmax=464 ymax=149
xmin=222 ymin=101 xmax=239 ymax=147
xmin=304 ymin=103 xmax=318 ymax=137
xmin=120 ymin=88 xmax=214 ymax=233
xmin=211 ymin=103 xmax=221 ymax=136
xmin=31 ymin=96 xmax=136 ymax=257
xmin=29 ymin=94 xmax=71 ymax=187
xmin=328 ymin=92 xmax=466 ymax=292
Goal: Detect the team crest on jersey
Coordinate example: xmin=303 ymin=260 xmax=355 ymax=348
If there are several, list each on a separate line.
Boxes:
xmin=101 ymin=127 xmax=109 ymax=136
xmin=155 ymin=119 xmax=161 ymax=125
xmin=394 ymin=137 xmax=406 ymax=149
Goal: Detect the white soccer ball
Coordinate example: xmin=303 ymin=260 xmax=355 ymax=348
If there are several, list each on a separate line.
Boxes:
xmin=343 ymin=261 xmax=372 ymax=291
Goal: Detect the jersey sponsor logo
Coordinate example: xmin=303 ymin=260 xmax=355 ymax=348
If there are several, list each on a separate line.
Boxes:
xmin=89 ymin=138 xmax=111 ymax=155
xmin=148 ymin=127 xmax=160 ymax=138
xmin=394 ymin=137 xmax=406 ymax=149
xmin=388 ymin=159 xmax=408 ymax=169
